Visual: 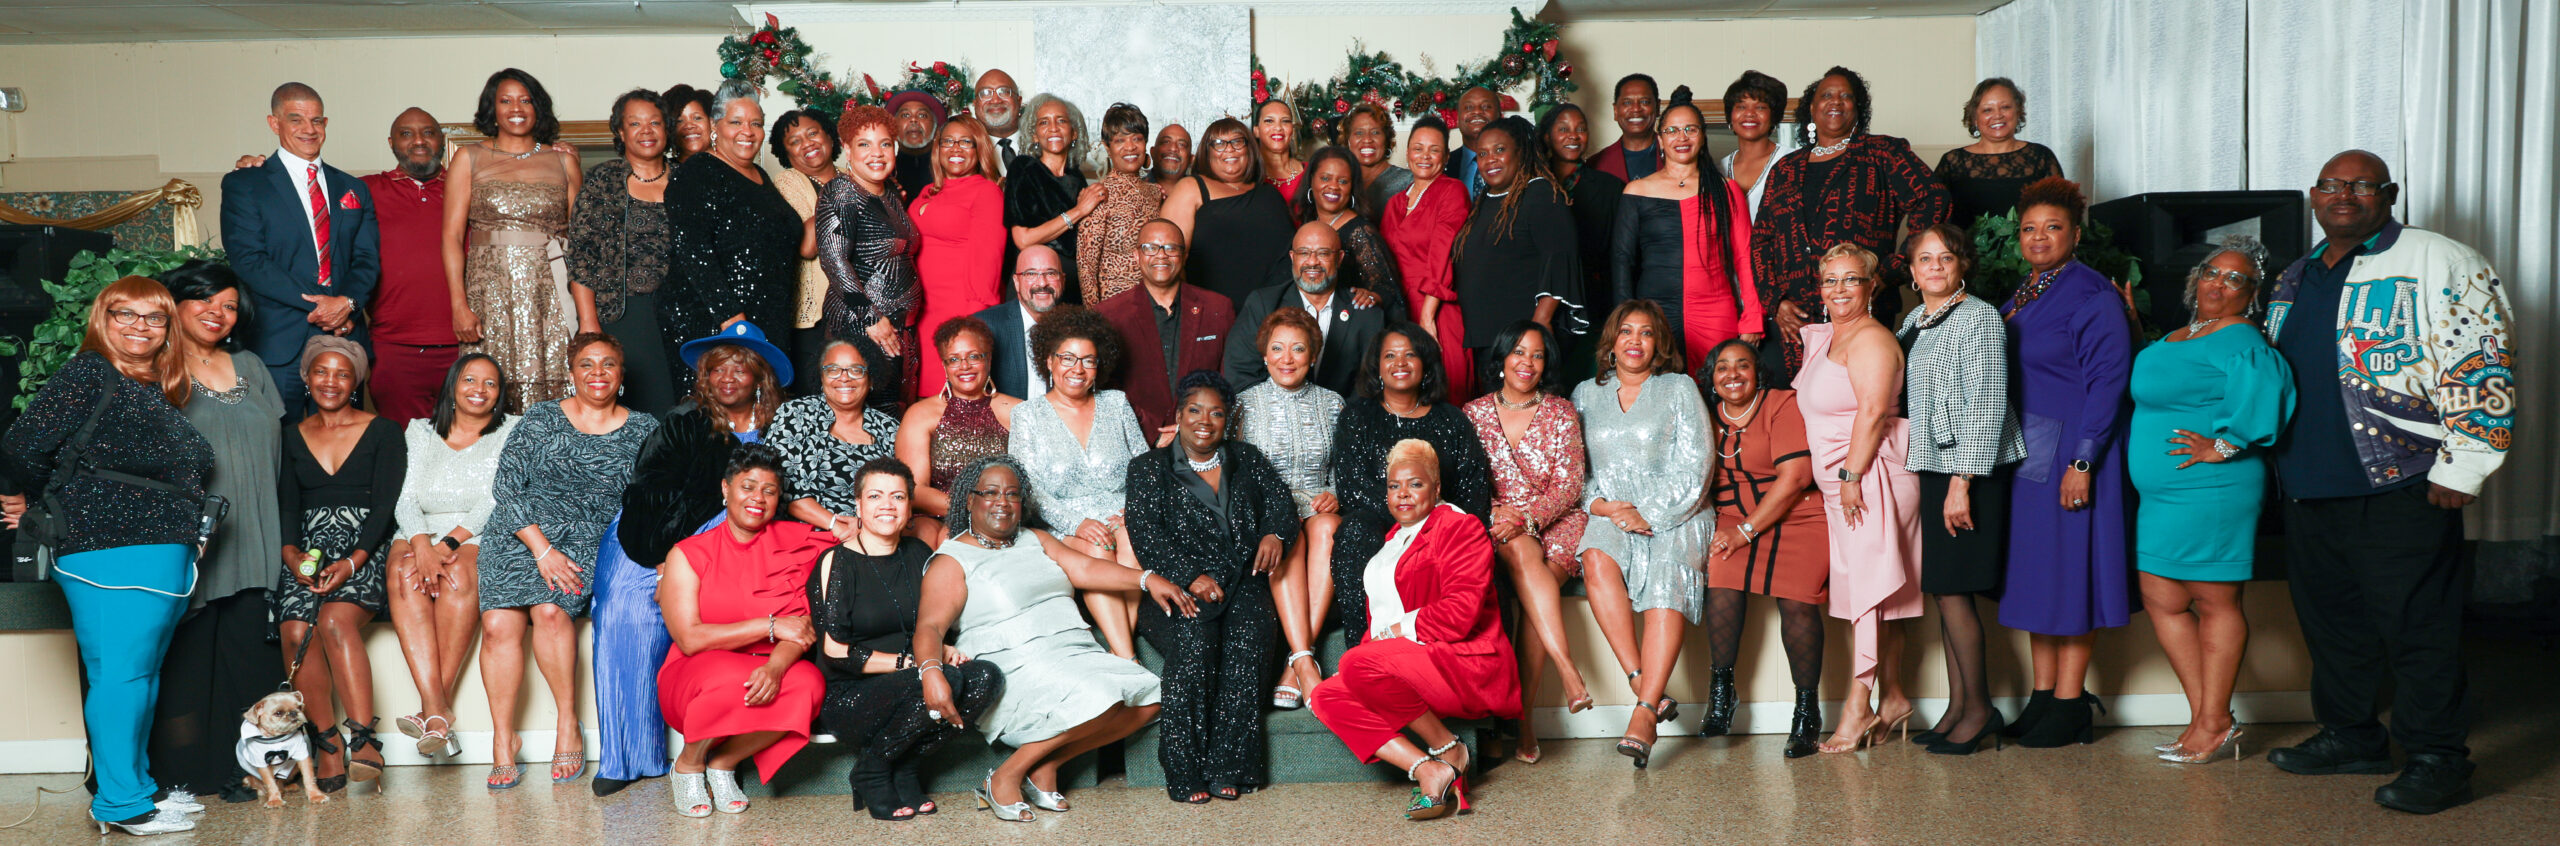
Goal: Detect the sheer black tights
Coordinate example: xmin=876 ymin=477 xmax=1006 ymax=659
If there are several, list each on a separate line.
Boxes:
xmin=1928 ymin=592 xmax=1995 ymax=739
xmin=1704 ymin=588 xmax=1824 ymax=690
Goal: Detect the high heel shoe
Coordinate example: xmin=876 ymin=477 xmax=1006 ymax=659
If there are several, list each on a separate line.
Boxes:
xmin=1403 ymin=753 xmax=1464 ymax=821
xmin=670 ymin=771 xmax=712 ymax=818
xmin=417 ymin=714 xmax=453 ymax=759
xmin=1272 ymin=650 xmax=1318 ymax=709
xmin=1624 ymin=670 xmax=1679 ymax=721
xmin=2156 ymin=712 xmax=2235 ymax=753
xmin=975 ymin=771 xmax=1034 ymax=822
xmin=2002 ymin=689 xmax=2054 ymax=739
xmin=1022 ymin=777 xmax=1068 ymax=812
xmin=343 ymin=718 xmax=384 ymax=786
xmin=2018 ymin=694 xmax=2100 ymax=748
xmin=1618 ymin=699 xmax=1665 ymax=769
xmin=1927 ymin=712 xmax=2007 ymax=755
xmin=93 ymin=808 xmax=195 ymax=836
xmin=1700 ymin=667 xmax=1737 ymax=737
xmin=1783 ymin=687 xmax=1822 ymax=759
xmin=2159 ymin=724 xmax=2245 ymax=764
xmin=704 ymin=767 xmax=749 ymax=813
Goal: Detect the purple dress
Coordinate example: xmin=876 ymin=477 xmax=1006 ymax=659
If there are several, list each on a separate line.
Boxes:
xmin=1998 ymin=261 xmax=2132 ymax=636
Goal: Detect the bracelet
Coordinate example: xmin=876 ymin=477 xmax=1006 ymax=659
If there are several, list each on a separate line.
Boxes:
xmin=1737 ymin=522 xmax=1757 ymax=544
xmin=766 ymin=616 xmax=777 ymax=643
xmin=534 ymin=546 xmax=559 ymax=565
xmin=917 ymin=659 xmax=945 ymax=675
xmin=2210 ymin=439 xmax=2240 ymax=459
xmin=826 ymin=514 xmax=847 ymax=534
xmin=1137 ymin=570 xmax=1157 ymax=592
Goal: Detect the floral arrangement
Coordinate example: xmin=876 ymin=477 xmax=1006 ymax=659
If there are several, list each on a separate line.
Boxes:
xmin=716 ymin=13 xmax=972 ymax=116
xmin=1254 ymin=8 xmax=1574 ymax=142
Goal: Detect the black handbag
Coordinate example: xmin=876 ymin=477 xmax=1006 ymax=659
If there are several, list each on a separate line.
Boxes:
xmin=14 ymin=385 xmax=206 ymax=579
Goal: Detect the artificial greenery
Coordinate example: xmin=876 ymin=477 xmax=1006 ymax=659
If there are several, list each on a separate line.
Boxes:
xmin=1255 ymin=8 xmax=1577 ymax=142
xmin=716 ymin=13 xmax=971 ymax=116
xmin=3 ymin=245 xmax=222 ymax=411
xmin=1964 ymin=207 xmax=2145 ymax=312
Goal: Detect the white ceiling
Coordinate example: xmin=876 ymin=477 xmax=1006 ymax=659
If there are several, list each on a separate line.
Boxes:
xmin=0 ymin=0 xmax=2008 ymax=44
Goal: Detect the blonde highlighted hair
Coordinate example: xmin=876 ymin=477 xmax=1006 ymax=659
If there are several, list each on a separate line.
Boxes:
xmin=1385 ymin=438 xmax=1440 ymax=484
xmin=81 ymin=276 xmax=188 ymax=407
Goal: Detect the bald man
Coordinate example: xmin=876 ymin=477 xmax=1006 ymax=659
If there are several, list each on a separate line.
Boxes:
xmin=1223 ymin=222 xmax=1389 ymax=395
xmin=970 ymin=243 xmax=1066 ymax=398
xmin=1450 ymin=86 xmax=1504 ymax=197
xmin=360 ymin=107 xmax=459 ymax=423
xmin=221 ymin=81 xmax=378 ymax=416
xmin=975 ymin=69 xmax=1024 ymax=163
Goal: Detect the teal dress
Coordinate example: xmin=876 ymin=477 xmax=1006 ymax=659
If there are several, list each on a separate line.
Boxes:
xmin=2127 ymin=325 xmax=2295 ymax=581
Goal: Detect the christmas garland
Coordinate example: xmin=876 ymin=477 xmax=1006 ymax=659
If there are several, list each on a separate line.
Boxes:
xmin=1254 ymin=8 xmax=1574 ymax=143
xmin=716 ymin=13 xmax=973 ymax=115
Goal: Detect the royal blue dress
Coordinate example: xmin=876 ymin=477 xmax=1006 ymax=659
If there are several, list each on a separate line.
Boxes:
xmin=2128 ymin=324 xmax=2294 ymax=581
xmin=1999 ymin=261 xmax=2133 ymax=636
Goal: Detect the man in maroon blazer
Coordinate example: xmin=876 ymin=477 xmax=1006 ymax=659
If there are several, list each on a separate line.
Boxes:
xmin=1094 ymin=219 xmax=1234 ymax=439
xmin=1588 ymin=73 xmax=1662 ymax=182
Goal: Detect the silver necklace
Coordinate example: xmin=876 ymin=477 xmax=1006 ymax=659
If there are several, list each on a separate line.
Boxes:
xmin=1810 ymin=135 xmax=1853 ymax=157
xmin=2185 ymin=317 xmax=2219 ymax=339
xmin=1186 ymin=450 xmax=1222 ymax=472
xmin=966 ymin=527 xmax=1014 ymax=550
xmin=502 ymin=142 xmax=546 ymax=161
xmin=1496 ymin=391 xmax=1539 ymax=411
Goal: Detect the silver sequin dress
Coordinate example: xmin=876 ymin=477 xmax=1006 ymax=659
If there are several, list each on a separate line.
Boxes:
xmin=1233 ymin=381 xmax=1344 ymax=518
xmin=1573 ymin=373 xmax=1715 ymax=623
xmin=1005 ymin=391 xmax=1149 ymax=534
xmin=943 ymin=538 xmax=1161 ymax=746
xmin=392 ymin=416 xmax=518 ymax=546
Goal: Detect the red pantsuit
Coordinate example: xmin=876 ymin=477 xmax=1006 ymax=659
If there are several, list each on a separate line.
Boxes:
xmin=1309 ymin=504 xmax=1519 ymax=761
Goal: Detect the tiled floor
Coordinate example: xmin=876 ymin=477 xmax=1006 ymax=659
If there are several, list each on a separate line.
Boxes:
xmin=7 ymin=638 xmax=2556 ymax=844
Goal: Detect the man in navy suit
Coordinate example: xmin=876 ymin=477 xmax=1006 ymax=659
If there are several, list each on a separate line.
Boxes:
xmin=221 ymin=82 xmax=379 ymax=414
xmin=1223 ymin=222 xmax=1389 ymax=396
xmin=970 ymin=244 xmax=1064 ymax=399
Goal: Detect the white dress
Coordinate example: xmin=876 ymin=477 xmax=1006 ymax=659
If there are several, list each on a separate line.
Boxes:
xmin=1005 ymin=390 xmax=1150 ymax=533
xmin=943 ymin=537 xmax=1160 ymax=746
xmin=392 ymin=415 xmax=519 ymax=547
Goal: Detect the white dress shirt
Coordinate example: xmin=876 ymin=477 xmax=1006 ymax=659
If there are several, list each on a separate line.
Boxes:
xmin=272 ymin=147 xmax=331 ymax=265
xmin=1297 ymin=288 xmax=1338 ymax=340
xmin=1018 ymin=303 xmax=1046 ymax=400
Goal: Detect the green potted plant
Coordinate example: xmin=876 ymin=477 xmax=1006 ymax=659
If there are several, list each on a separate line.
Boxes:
xmin=1964 ymin=207 xmax=2148 ymax=330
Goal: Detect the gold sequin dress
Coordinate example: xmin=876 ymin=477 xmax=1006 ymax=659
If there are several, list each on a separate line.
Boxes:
xmin=463 ymin=149 xmax=575 ymax=409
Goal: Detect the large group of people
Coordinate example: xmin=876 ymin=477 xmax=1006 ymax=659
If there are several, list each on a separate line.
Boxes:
xmin=1 ymin=60 xmax=2517 ymax=837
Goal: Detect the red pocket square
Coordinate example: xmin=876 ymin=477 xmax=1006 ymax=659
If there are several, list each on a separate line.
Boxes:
xmin=338 ymin=191 xmax=361 ymax=210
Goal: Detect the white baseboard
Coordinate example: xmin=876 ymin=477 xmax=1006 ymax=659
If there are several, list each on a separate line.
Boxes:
xmin=1526 ymin=690 xmax=2315 ymax=738
xmin=0 ymin=692 xmax=2314 ymax=775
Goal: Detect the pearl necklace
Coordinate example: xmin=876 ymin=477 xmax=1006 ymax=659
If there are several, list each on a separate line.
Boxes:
xmin=1715 ymin=392 xmax=1762 ymax=458
xmin=1186 ymin=450 xmax=1223 ymax=472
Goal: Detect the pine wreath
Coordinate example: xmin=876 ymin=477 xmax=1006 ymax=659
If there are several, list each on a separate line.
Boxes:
xmin=1253 ymin=8 xmax=1575 ymax=143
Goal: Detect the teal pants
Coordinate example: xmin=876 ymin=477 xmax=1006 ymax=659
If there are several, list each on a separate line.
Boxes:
xmin=56 ymin=544 xmax=193 ymax=821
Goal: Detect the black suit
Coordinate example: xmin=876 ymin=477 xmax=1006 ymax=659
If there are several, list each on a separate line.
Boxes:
xmin=219 ymin=155 xmax=379 ymax=414
xmin=970 ymin=301 xmax=1034 ymax=398
xmin=1221 ymin=282 xmax=1387 ymax=397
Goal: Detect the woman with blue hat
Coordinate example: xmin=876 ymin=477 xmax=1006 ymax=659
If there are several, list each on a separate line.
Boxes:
xmin=587 ymin=320 xmax=790 ymax=796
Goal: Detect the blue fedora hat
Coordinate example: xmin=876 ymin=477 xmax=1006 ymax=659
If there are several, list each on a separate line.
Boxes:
xmin=678 ymin=321 xmax=794 ymax=385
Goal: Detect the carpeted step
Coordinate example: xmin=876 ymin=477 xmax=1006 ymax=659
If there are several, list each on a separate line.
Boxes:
xmin=743 ymin=736 xmax=1098 ymax=798
xmin=1120 ymin=632 xmax=1504 ymax=788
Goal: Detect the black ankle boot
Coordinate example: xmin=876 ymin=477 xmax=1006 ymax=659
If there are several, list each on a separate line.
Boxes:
xmin=2017 ymin=694 xmax=2097 ymax=748
xmin=1701 ymin=667 xmax=1738 ymax=737
xmin=2002 ymin=689 xmax=2054 ymax=739
xmin=1783 ymin=687 xmax=1822 ymax=759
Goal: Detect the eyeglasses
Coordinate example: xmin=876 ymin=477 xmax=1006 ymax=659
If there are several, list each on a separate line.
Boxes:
xmin=2190 ymin=267 xmax=2255 ymax=289
xmin=1290 ymin=248 xmax=1340 ymax=259
xmin=938 ymin=137 xmax=978 ymax=149
xmin=1658 ymin=125 xmax=1703 ymax=137
xmin=821 ymin=363 xmax=870 ymax=380
xmin=1816 ymin=275 xmax=1871 ymax=289
xmin=1207 ymin=137 xmax=1248 ymax=150
xmin=970 ymin=488 xmax=1024 ymax=501
xmin=1049 ymin=352 xmax=1099 ymax=370
xmin=2311 ymin=178 xmax=2393 ymax=197
xmin=942 ymin=350 xmax=988 ymax=365
xmin=107 ymin=308 xmax=170 ymax=328
xmin=977 ymin=86 xmax=1017 ymax=100
xmin=1015 ymin=269 xmax=1063 ymax=281
xmin=1137 ymin=243 xmax=1184 ymax=255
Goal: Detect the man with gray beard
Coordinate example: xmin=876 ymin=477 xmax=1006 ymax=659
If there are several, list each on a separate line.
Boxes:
xmin=974 ymin=68 xmax=1024 ymax=168
xmin=885 ymin=90 xmax=945 ymax=204
xmin=972 ymin=244 xmax=1065 ymax=398
xmin=1222 ymin=222 xmax=1388 ymax=395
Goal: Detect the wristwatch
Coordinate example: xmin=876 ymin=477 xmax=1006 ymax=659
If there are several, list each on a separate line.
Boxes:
xmin=1837 ymin=468 xmax=1862 ymax=483
xmin=2068 ymin=459 xmax=2093 ymax=473
xmin=1736 ymin=521 xmax=1757 ymax=542
xmin=437 ymin=534 xmax=463 ymax=551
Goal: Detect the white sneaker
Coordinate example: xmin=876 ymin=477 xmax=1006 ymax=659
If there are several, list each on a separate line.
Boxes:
xmin=95 ymin=808 xmax=197 ymax=835
xmin=155 ymin=790 xmax=205 ymax=815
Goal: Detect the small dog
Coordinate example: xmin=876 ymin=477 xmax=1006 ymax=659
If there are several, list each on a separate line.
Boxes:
xmin=238 ymin=691 xmax=327 ymax=808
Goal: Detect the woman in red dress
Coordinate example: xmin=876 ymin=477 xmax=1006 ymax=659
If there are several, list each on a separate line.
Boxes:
xmin=1380 ymin=115 xmax=1474 ymax=399
xmin=1307 ymin=438 xmax=1517 ymax=821
xmin=908 ymin=115 xmax=1007 ymax=397
xmin=655 ymin=443 xmax=836 ymax=817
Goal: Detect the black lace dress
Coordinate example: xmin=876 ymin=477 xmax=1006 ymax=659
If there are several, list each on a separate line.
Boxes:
xmin=1935 ymin=142 xmax=2065 ymax=232
xmin=814 ymin=174 xmax=923 ymax=411
xmin=1336 ymin=215 xmax=1410 ymax=322
xmin=808 ymin=539 xmax=1002 ymax=813
xmin=1125 ymin=442 xmax=1299 ymax=799
xmin=1322 ymin=402 xmax=1494 ymax=637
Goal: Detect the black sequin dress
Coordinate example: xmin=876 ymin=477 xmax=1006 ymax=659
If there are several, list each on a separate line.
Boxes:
xmin=661 ymin=152 xmax=804 ymax=395
xmin=808 ymin=538 xmax=1002 ymax=812
xmin=1125 ymin=442 xmax=1299 ymax=798
xmin=1322 ymin=402 xmax=1494 ymax=637
xmin=814 ymin=173 xmax=922 ymax=409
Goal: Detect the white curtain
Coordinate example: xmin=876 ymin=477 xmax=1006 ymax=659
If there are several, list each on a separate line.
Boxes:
xmin=1977 ymin=0 xmax=2246 ymax=202
xmin=2399 ymin=0 xmax=2559 ymax=544
xmin=2244 ymin=0 xmax=2405 ymax=195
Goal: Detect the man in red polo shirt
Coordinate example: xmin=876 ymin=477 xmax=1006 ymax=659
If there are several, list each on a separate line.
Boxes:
xmin=361 ymin=107 xmax=459 ymax=422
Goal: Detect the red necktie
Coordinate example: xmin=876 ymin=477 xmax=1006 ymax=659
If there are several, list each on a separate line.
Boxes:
xmin=307 ymin=163 xmax=333 ymax=287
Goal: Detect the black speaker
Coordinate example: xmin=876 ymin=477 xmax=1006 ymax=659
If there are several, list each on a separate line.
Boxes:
xmin=0 ymin=224 xmax=113 ymax=582
xmin=2089 ymin=190 xmax=2306 ymax=328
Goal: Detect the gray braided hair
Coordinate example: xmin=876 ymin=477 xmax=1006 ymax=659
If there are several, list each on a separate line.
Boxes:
xmin=2184 ymin=234 xmax=2271 ymax=315
xmin=943 ymin=453 xmax=1046 ymax=537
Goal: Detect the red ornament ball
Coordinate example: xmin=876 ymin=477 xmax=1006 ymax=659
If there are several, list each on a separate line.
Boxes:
xmin=1542 ymin=39 xmax=1558 ymax=61
xmin=1500 ymin=94 xmax=1519 ymax=111
xmin=933 ymin=61 xmax=949 ymax=75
